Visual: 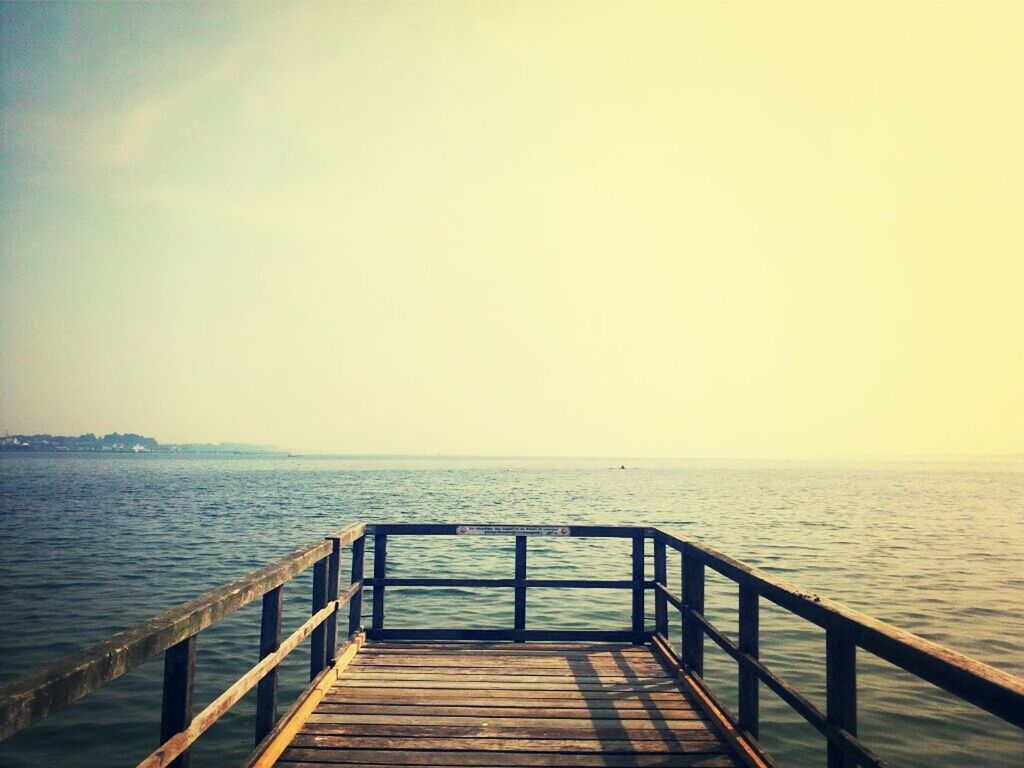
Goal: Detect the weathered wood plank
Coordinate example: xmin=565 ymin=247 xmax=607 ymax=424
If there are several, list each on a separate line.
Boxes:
xmin=301 ymin=719 xmax=714 ymax=735
xmin=326 ymin=689 xmax=697 ymax=703
xmin=358 ymin=642 xmax=654 ymax=653
xmin=315 ymin=704 xmax=705 ymax=719
xmin=288 ymin=734 xmax=731 ymax=753
xmin=341 ymin=671 xmax=674 ymax=683
xmin=307 ymin=713 xmax=707 ymax=726
xmin=347 ymin=666 xmax=670 ymax=678
xmin=335 ymin=684 xmax=688 ymax=696
xmin=349 ymin=657 xmax=668 ymax=669
xmin=277 ymin=751 xmax=741 ymax=766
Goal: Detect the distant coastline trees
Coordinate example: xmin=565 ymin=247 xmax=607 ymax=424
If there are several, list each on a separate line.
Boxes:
xmin=0 ymin=433 xmax=276 ymax=453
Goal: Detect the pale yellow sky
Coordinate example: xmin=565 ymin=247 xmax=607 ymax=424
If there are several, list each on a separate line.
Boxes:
xmin=1 ymin=1 xmax=1022 ymax=456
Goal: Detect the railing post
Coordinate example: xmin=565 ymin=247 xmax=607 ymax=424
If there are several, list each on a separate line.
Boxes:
xmin=371 ymin=533 xmax=387 ymax=635
xmin=738 ymin=585 xmax=759 ymax=738
xmin=348 ymin=535 xmax=366 ymax=637
xmin=324 ymin=536 xmax=342 ymax=663
xmin=681 ymin=550 xmax=705 ymax=675
xmin=514 ymin=535 xmax=527 ymax=640
xmin=654 ymin=539 xmax=668 ymax=638
xmin=826 ymin=629 xmax=857 ymax=768
xmin=254 ymin=586 xmax=283 ymax=745
xmin=631 ymin=534 xmax=645 ymax=644
xmin=160 ymin=634 xmax=196 ymax=768
xmin=309 ymin=556 xmax=329 ymax=681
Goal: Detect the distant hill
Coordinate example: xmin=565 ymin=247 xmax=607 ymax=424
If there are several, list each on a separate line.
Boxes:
xmin=0 ymin=433 xmax=279 ymax=454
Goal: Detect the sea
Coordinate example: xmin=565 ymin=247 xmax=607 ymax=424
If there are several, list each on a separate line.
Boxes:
xmin=0 ymin=453 xmax=1021 ymax=767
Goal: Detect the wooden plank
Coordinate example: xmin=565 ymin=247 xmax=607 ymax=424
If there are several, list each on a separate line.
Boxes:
xmin=256 ymin=586 xmax=285 ymax=745
xmin=326 ymin=689 xmax=697 ymax=703
xmin=369 ymin=630 xmax=642 ymax=643
xmin=301 ymin=719 xmax=713 ymax=734
xmin=350 ymin=654 xmax=666 ymax=665
xmin=314 ymin=705 xmax=705 ymax=720
xmin=356 ymin=643 xmax=651 ymax=655
xmin=287 ymin=734 xmax=731 ymax=753
xmin=307 ymin=713 xmax=707 ymax=726
xmin=340 ymin=671 xmax=674 ymax=683
xmin=277 ymin=751 xmax=740 ymax=766
xmin=348 ymin=664 xmax=670 ymax=676
xmin=335 ymin=684 xmax=688 ymax=696
xmin=160 ymin=635 xmax=196 ymax=768
xmin=356 ymin=647 xmax=657 ymax=657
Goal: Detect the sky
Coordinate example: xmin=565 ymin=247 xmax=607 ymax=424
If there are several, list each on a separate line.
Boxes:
xmin=1 ymin=1 xmax=1022 ymax=458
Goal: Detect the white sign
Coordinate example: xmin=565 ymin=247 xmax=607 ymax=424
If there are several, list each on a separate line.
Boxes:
xmin=456 ymin=525 xmax=571 ymax=536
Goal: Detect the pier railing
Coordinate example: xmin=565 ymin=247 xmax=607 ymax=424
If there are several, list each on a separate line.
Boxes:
xmin=1 ymin=522 xmax=1022 ymax=768
xmin=649 ymin=528 xmax=1024 ymax=768
xmin=0 ymin=522 xmax=369 ymax=768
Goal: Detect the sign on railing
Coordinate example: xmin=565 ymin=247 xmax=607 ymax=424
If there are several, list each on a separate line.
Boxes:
xmin=456 ymin=525 xmax=571 ymax=536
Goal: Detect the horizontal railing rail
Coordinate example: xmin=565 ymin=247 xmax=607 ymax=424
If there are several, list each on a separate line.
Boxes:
xmin=363 ymin=523 xmax=651 ymax=645
xmin=0 ymin=522 xmax=368 ymax=768
xmin=650 ymin=527 xmax=1024 ymax=768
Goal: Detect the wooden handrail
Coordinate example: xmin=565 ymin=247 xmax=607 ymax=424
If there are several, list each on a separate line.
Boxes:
xmin=0 ymin=523 xmax=365 ymax=742
xmin=651 ymin=527 xmax=1024 ymax=730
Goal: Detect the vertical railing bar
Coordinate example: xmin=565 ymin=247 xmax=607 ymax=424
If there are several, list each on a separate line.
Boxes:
xmin=309 ymin=556 xmax=328 ymax=681
xmin=371 ymin=533 xmax=387 ymax=635
xmin=254 ymin=585 xmax=284 ymax=745
xmin=826 ymin=629 xmax=858 ymax=768
xmin=738 ymin=584 xmax=760 ymax=738
xmin=160 ymin=634 xmax=196 ymax=768
xmin=514 ymin=535 xmax=527 ymax=640
xmin=631 ymin=534 xmax=645 ymax=644
xmin=681 ymin=549 xmax=705 ymax=675
xmin=324 ymin=536 xmax=342 ymax=663
xmin=348 ymin=535 xmax=366 ymax=637
xmin=654 ymin=539 xmax=668 ymax=638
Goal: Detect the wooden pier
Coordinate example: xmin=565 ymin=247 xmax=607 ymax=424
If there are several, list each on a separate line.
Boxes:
xmin=1 ymin=523 xmax=1022 ymax=768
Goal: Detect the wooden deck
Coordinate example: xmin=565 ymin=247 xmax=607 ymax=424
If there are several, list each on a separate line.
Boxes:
xmin=273 ymin=641 xmax=746 ymax=768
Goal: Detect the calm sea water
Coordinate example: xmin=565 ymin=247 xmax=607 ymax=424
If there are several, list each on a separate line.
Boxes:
xmin=0 ymin=453 xmax=1021 ymax=767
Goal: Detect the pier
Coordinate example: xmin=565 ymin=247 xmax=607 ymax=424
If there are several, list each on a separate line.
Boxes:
xmin=1 ymin=523 xmax=1022 ymax=767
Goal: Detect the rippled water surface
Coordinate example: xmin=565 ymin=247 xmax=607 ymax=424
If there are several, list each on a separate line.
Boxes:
xmin=1 ymin=454 xmax=1022 ymax=767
